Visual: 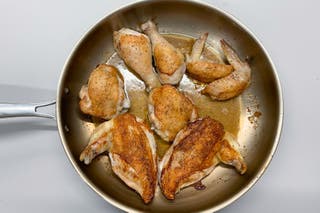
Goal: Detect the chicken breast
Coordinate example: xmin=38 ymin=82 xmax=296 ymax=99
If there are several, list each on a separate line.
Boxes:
xmin=141 ymin=20 xmax=186 ymax=85
xmin=148 ymin=85 xmax=198 ymax=142
xmin=79 ymin=64 xmax=129 ymax=120
xmin=79 ymin=113 xmax=157 ymax=204
xmin=202 ymin=40 xmax=251 ymax=100
xmin=186 ymin=33 xmax=233 ymax=83
xmin=113 ymin=28 xmax=161 ymax=91
xmin=159 ymin=117 xmax=246 ymax=200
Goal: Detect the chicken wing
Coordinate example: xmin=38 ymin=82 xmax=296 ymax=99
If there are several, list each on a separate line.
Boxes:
xmin=202 ymin=40 xmax=251 ymax=100
xmin=113 ymin=28 xmax=161 ymax=91
xmin=79 ymin=64 xmax=129 ymax=120
xmin=148 ymin=85 xmax=198 ymax=142
xmin=141 ymin=20 xmax=186 ymax=85
xmin=159 ymin=117 xmax=246 ymax=200
xmin=186 ymin=33 xmax=233 ymax=83
xmin=79 ymin=113 xmax=157 ymax=204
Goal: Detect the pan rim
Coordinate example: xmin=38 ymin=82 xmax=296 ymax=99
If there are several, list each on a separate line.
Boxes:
xmin=56 ymin=0 xmax=284 ymax=212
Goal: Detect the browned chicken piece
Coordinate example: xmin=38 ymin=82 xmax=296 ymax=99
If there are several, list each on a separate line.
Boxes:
xmin=202 ymin=40 xmax=251 ymax=100
xmin=148 ymin=85 xmax=198 ymax=142
xmin=113 ymin=28 xmax=161 ymax=91
xmin=79 ymin=113 xmax=157 ymax=203
xmin=186 ymin=33 xmax=233 ymax=83
xmin=141 ymin=20 xmax=186 ymax=85
xmin=159 ymin=117 xmax=246 ymax=200
xmin=214 ymin=132 xmax=247 ymax=174
xmin=79 ymin=64 xmax=129 ymax=119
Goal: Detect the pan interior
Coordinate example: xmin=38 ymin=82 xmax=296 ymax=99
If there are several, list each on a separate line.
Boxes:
xmin=57 ymin=1 xmax=282 ymax=212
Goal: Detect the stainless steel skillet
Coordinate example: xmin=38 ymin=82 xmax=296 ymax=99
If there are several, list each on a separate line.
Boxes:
xmin=0 ymin=0 xmax=283 ymax=212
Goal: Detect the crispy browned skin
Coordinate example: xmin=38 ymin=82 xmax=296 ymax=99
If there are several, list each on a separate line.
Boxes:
xmin=202 ymin=40 xmax=251 ymax=100
xmin=160 ymin=117 xmax=224 ymax=199
xmin=154 ymin=44 xmax=184 ymax=75
xmin=187 ymin=61 xmax=233 ymax=83
xmin=141 ymin=20 xmax=185 ymax=85
xmin=215 ymin=139 xmax=247 ymax=174
xmin=149 ymin=85 xmax=197 ymax=141
xmin=79 ymin=113 xmax=157 ymax=203
xmin=79 ymin=64 xmax=125 ymax=119
xmin=113 ymin=28 xmax=161 ymax=90
xmin=141 ymin=21 xmax=184 ymax=76
xmin=186 ymin=33 xmax=233 ymax=83
xmin=111 ymin=114 xmax=157 ymax=203
xmin=201 ymin=71 xmax=249 ymax=100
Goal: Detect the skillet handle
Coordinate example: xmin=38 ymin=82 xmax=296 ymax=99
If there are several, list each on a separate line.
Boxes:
xmin=0 ymin=100 xmax=56 ymax=119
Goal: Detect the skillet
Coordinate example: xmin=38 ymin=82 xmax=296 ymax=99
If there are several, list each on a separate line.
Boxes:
xmin=0 ymin=0 xmax=283 ymax=212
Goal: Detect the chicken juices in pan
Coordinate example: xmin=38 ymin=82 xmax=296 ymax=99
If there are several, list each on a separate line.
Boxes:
xmin=79 ymin=23 xmax=251 ymax=203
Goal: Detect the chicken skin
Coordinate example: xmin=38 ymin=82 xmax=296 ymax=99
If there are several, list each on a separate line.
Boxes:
xmin=79 ymin=64 xmax=129 ymax=120
xmin=141 ymin=20 xmax=186 ymax=85
xmin=186 ymin=33 xmax=233 ymax=83
xmin=159 ymin=117 xmax=246 ymax=200
xmin=79 ymin=113 xmax=157 ymax=203
xmin=113 ymin=28 xmax=161 ymax=91
xmin=202 ymin=40 xmax=251 ymax=100
xmin=148 ymin=85 xmax=198 ymax=142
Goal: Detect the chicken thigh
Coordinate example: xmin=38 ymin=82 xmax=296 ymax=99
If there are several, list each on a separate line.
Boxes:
xmin=186 ymin=33 xmax=233 ymax=83
xmin=113 ymin=28 xmax=161 ymax=91
xmin=79 ymin=64 xmax=129 ymax=120
xmin=141 ymin=20 xmax=186 ymax=85
xmin=148 ymin=85 xmax=198 ymax=142
xmin=159 ymin=117 xmax=246 ymax=200
xmin=79 ymin=113 xmax=158 ymax=203
xmin=202 ymin=40 xmax=251 ymax=100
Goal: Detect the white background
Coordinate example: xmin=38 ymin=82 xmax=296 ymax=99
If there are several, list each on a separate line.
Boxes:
xmin=0 ymin=0 xmax=319 ymax=212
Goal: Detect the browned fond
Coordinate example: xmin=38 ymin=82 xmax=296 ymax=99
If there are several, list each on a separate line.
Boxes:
xmin=111 ymin=113 xmax=157 ymax=203
xmin=160 ymin=117 xmax=225 ymax=199
xmin=150 ymin=85 xmax=197 ymax=141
